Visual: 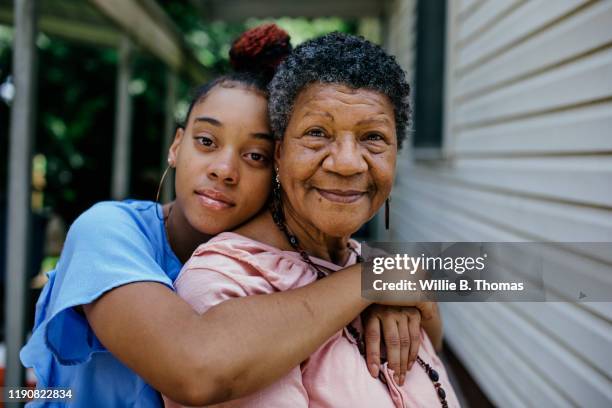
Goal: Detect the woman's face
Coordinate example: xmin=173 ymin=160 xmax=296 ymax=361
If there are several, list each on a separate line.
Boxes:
xmin=170 ymin=85 xmax=273 ymax=235
xmin=277 ymin=83 xmax=397 ymax=237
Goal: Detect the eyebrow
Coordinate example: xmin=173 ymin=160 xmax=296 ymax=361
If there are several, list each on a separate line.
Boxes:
xmin=193 ymin=116 xmax=271 ymax=140
xmin=303 ymin=111 xmax=334 ymax=121
xmin=251 ymin=132 xmax=274 ymax=141
xmin=356 ymin=117 xmax=392 ymax=126
xmin=194 ymin=116 xmax=222 ymax=127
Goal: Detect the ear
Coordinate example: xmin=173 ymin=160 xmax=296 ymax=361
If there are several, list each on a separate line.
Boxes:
xmin=168 ymin=127 xmax=184 ymax=167
xmin=274 ymin=140 xmax=283 ymax=169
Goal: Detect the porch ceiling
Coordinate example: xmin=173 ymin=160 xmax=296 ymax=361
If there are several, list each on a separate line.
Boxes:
xmin=192 ymin=0 xmax=388 ymax=21
xmin=0 ymin=0 xmax=209 ymax=83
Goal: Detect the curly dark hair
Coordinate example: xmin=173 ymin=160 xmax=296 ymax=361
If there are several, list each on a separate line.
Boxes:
xmin=268 ymin=32 xmax=411 ymax=148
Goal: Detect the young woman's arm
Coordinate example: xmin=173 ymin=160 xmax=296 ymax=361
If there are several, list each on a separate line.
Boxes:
xmin=85 ymin=264 xmax=369 ymax=406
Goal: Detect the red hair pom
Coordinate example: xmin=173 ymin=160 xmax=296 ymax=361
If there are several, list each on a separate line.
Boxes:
xmin=229 ymin=24 xmax=292 ymax=79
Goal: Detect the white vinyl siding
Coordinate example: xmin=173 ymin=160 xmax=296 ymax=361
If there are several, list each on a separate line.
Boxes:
xmin=383 ymin=0 xmax=612 ymax=406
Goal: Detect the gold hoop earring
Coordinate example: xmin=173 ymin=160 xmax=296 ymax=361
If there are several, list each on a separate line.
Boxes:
xmin=156 ymin=165 xmax=171 ymax=203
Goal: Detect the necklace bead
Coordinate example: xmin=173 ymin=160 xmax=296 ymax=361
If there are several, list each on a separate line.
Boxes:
xmin=417 ymin=356 xmax=448 ymax=405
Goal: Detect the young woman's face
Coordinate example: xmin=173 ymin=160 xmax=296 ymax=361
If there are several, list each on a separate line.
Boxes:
xmin=169 ymin=85 xmax=273 ymax=235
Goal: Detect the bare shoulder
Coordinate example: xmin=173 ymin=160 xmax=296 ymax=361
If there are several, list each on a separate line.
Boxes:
xmin=232 ymin=209 xmax=291 ymax=250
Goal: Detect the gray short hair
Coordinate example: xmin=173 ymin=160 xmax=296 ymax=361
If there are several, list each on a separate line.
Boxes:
xmin=268 ymin=32 xmax=411 ymax=149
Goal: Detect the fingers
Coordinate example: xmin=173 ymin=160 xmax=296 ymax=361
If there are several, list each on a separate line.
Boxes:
xmin=364 ymin=313 xmax=382 ymax=378
xmin=397 ymin=315 xmax=410 ymax=385
xmin=381 ymin=312 xmax=401 ymax=384
xmin=363 ymin=305 xmax=426 ymax=386
xmin=407 ymin=309 xmax=421 ymax=372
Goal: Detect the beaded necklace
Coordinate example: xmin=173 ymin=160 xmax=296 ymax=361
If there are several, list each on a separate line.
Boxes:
xmin=271 ymin=205 xmax=448 ymax=407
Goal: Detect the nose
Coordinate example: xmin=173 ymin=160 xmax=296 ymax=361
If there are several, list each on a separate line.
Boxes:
xmin=322 ymin=134 xmax=368 ymax=176
xmin=207 ymin=149 xmax=240 ymax=185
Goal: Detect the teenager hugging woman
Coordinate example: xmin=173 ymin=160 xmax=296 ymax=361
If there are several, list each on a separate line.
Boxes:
xmin=21 ymin=25 xmax=436 ymax=407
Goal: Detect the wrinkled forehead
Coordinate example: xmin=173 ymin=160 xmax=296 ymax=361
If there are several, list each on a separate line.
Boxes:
xmin=294 ymin=83 xmax=393 ymax=112
xmin=292 ymin=83 xmax=396 ymax=123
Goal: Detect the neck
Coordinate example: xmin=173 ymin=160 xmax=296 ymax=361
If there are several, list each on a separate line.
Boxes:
xmin=163 ymin=202 xmax=214 ymax=263
xmin=281 ymin=199 xmax=351 ymax=265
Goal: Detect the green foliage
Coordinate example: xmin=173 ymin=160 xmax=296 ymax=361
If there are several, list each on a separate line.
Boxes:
xmin=162 ymin=1 xmax=356 ymax=75
xmin=34 ymin=37 xmax=119 ymax=220
xmin=247 ymin=17 xmax=355 ymax=46
xmin=163 ymin=1 xmax=247 ymax=74
xmin=1 ymin=25 xmax=14 ymax=216
xmin=0 ymin=25 xmax=12 ymax=59
xmin=1 ymin=4 xmax=357 ymax=224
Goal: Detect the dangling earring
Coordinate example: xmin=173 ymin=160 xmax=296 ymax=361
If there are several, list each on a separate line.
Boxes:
xmin=385 ymin=197 xmax=390 ymax=230
xmin=271 ymin=167 xmax=284 ymax=226
xmin=273 ymin=167 xmax=282 ymax=200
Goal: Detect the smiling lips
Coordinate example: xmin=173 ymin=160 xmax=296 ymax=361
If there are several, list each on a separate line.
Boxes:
xmin=316 ymin=188 xmax=367 ymax=204
xmin=195 ymin=189 xmax=236 ymax=210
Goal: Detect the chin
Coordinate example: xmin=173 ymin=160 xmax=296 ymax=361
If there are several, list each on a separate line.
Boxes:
xmin=198 ymin=224 xmax=232 ymax=237
xmin=188 ymin=213 xmax=234 ymax=236
xmin=315 ymin=217 xmax=365 ymax=237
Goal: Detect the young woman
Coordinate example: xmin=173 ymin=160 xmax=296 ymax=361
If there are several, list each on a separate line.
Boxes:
xmin=169 ymin=33 xmax=457 ymax=407
xmin=20 ymin=25 xmax=429 ymax=407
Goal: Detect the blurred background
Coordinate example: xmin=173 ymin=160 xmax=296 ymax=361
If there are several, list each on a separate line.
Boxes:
xmin=1 ymin=0 xmax=611 ymax=406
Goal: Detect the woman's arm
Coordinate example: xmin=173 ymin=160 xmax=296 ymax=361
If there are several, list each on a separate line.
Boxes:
xmin=421 ymin=302 xmax=443 ymax=352
xmin=84 ymin=263 xmax=369 ymax=406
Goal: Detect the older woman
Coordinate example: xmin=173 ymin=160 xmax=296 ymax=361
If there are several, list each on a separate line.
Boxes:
xmin=168 ymin=33 xmax=459 ymax=407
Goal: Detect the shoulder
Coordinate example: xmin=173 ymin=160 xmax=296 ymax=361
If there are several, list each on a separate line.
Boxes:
xmin=231 ymin=210 xmax=292 ymax=251
xmin=54 ymin=200 xmax=174 ymax=286
xmin=70 ymin=200 xmax=159 ymax=236
xmin=62 ymin=200 xmax=166 ymax=262
xmin=191 ymin=232 xmax=285 ymax=262
xmin=74 ymin=200 xmax=158 ymax=224
xmin=182 ymin=232 xmax=317 ymax=291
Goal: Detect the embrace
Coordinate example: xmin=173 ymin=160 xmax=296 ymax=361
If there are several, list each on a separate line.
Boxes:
xmin=21 ymin=25 xmax=459 ymax=408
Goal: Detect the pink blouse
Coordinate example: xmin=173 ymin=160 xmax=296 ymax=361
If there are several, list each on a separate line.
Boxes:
xmin=164 ymin=232 xmax=460 ymax=408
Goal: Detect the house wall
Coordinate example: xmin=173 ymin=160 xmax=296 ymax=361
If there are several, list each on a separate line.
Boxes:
xmin=383 ymin=0 xmax=612 ymax=406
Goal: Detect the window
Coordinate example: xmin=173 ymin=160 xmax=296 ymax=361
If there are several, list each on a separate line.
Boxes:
xmin=412 ymin=0 xmax=447 ymax=151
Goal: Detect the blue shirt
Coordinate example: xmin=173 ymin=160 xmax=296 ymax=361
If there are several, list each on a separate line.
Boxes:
xmin=20 ymin=200 xmax=183 ymax=407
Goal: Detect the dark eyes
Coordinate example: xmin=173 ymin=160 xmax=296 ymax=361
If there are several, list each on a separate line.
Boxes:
xmin=306 ymin=128 xmax=326 ymax=138
xmin=365 ymin=133 xmax=384 ymax=142
xmin=246 ymin=152 xmax=267 ymax=162
xmin=301 ymin=127 xmax=388 ymax=154
xmin=306 ymin=129 xmax=385 ymax=142
xmin=194 ymin=136 xmax=214 ymax=147
xmin=193 ymin=135 xmax=270 ymax=166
